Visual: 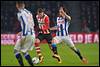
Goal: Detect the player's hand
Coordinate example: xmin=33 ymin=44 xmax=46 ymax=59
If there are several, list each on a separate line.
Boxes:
xmin=60 ymin=7 xmax=65 ymax=15
xmin=60 ymin=7 xmax=71 ymax=21
xmin=50 ymin=26 xmax=59 ymax=31
xmin=17 ymin=32 xmax=22 ymax=36
xmin=16 ymin=32 xmax=22 ymax=40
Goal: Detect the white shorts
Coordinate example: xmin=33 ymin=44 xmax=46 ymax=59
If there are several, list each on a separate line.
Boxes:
xmin=53 ymin=35 xmax=75 ymax=47
xmin=14 ymin=34 xmax=35 ymax=53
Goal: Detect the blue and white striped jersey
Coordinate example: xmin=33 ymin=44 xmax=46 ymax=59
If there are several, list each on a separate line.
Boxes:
xmin=17 ymin=8 xmax=34 ymax=36
xmin=56 ymin=17 xmax=70 ymax=36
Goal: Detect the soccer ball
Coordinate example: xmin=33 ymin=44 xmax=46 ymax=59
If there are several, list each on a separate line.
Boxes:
xmin=32 ymin=57 xmax=40 ymax=64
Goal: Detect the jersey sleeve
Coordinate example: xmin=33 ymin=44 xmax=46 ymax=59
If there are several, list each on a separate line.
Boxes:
xmin=20 ymin=13 xmax=28 ymax=35
xmin=42 ymin=16 xmax=50 ymax=30
xmin=29 ymin=13 xmax=35 ymax=29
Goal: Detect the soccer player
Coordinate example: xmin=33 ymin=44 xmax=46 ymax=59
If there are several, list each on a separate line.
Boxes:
xmin=14 ymin=2 xmax=35 ymax=66
xmin=34 ymin=8 xmax=61 ymax=63
xmin=50 ymin=6 xmax=88 ymax=64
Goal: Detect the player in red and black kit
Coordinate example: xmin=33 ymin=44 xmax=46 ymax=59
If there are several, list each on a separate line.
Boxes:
xmin=34 ymin=8 xmax=61 ymax=63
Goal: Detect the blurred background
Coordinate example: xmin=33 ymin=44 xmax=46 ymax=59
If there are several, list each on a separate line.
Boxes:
xmin=1 ymin=1 xmax=99 ymax=34
xmin=1 ymin=1 xmax=99 ymax=66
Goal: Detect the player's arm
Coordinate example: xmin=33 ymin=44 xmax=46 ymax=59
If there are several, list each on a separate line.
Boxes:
xmin=42 ymin=16 xmax=50 ymax=30
xmin=50 ymin=18 xmax=59 ymax=31
xmin=20 ymin=13 xmax=28 ymax=35
xmin=50 ymin=26 xmax=58 ymax=31
xmin=60 ymin=8 xmax=71 ymax=21
xmin=30 ymin=13 xmax=35 ymax=30
xmin=63 ymin=11 xmax=71 ymax=21
xmin=17 ymin=32 xmax=22 ymax=35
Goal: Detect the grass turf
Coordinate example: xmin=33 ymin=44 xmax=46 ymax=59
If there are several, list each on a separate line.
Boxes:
xmin=1 ymin=43 xmax=99 ymax=66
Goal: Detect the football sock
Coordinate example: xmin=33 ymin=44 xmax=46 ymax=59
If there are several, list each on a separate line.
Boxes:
xmin=15 ymin=52 xmax=24 ymax=66
xmin=73 ymin=49 xmax=83 ymax=60
xmin=34 ymin=43 xmax=43 ymax=57
xmin=51 ymin=43 xmax=58 ymax=54
xmin=23 ymin=53 xmax=33 ymax=66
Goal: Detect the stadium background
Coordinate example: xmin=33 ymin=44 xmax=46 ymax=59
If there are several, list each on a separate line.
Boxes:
xmin=1 ymin=1 xmax=99 ymax=66
xmin=1 ymin=1 xmax=99 ymax=33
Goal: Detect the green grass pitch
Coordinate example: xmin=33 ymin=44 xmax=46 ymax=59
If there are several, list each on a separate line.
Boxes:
xmin=1 ymin=43 xmax=99 ymax=66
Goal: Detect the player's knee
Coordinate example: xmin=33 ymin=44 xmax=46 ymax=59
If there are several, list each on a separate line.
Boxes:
xmin=22 ymin=52 xmax=28 ymax=56
xmin=14 ymin=49 xmax=17 ymax=53
xmin=35 ymin=38 xmax=40 ymax=43
xmin=14 ymin=49 xmax=20 ymax=55
xmin=52 ymin=39 xmax=54 ymax=43
xmin=52 ymin=39 xmax=57 ymax=44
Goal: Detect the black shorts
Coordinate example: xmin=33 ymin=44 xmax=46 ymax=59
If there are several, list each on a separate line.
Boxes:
xmin=36 ymin=33 xmax=52 ymax=44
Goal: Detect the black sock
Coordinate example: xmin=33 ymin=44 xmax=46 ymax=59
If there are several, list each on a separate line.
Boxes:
xmin=51 ymin=43 xmax=58 ymax=54
xmin=15 ymin=53 xmax=24 ymax=66
xmin=23 ymin=53 xmax=33 ymax=66
xmin=73 ymin=49 xmax=83 ymax=60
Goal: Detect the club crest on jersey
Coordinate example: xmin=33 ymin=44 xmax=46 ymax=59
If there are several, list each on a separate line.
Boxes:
xmin=58 ymin=19 xmax=65 ymax=24
xmin=57 ymin=17 xmax=65 ymax=24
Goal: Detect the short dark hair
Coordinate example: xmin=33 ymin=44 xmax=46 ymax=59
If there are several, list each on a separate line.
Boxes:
xmin=16 ymin=1 xmax=24 ymax=4
xmin=16 ymin=1 xmax=25 ymax=7
xmin=59 ymin=6 xmax=69 ymax=15
xmin=37 ymin=8 xmax=44 ymax=13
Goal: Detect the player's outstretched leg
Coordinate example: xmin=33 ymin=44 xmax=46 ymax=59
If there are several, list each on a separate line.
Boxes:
xmin=34 ymin=42 xmax=44 ymax=63
xmin=70 ymin=47 xmax=88 ymax=64
xmin=51 ymin=43 xmax=62 ymax=63
xmin=23 ymin=52 xmax=34 ymax=66
xmin=14 ymin=49 xmax=24 ymax=66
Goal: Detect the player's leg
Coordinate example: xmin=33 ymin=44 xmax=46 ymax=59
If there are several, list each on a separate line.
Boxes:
xmin=46 ymin=35 xmax=62 ymax=63
xmin=51 ymin=36 xmax=62 ymax=54
xmin=14 ymin=50 xmax=24 ymax=66
xmin=51 ymin=42 xmax=62 ymax=64
xmin=14 ymin=39 xmax=24 ymax=66
xmin=34 ymin=33 xmax=44 ymax=63
xmin=64 ymin=36 xmax=88 ymax=63
xmin=22 ymin=52 xmax=33 ymax=66
xmin=21 ymin=35 xmax=35 ymax=66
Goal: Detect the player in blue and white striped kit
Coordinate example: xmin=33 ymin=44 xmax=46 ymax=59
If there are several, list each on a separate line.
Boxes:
xmin=51 ymin=6 xmax=88 ymax=64
xmin=14 ymin=2 xmax=35 ymax=66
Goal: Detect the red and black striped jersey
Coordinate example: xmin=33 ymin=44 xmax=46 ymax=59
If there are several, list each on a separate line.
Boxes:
xmin=36 ymin=14 xmax=50 ymax=34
